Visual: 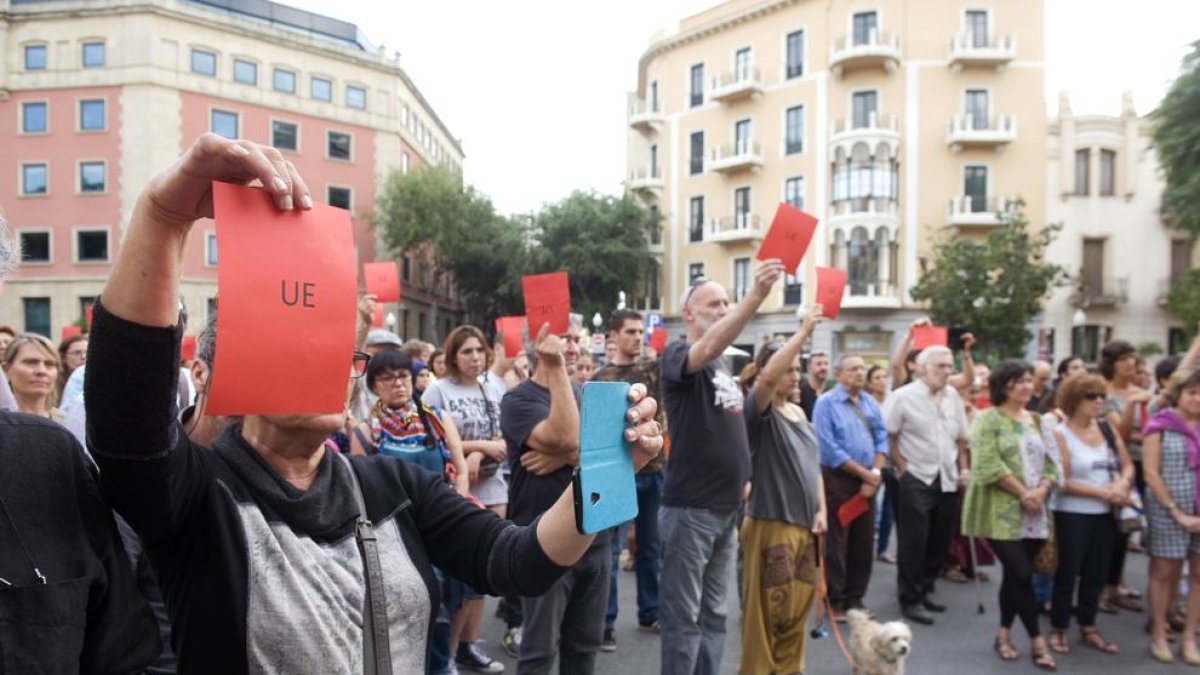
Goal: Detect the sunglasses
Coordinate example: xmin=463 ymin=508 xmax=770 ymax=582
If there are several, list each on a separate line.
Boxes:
xmin=1084 ymin=392 xmax=1107 ymax=401
xmin=682 ymin=276 xmax=711 ymax=307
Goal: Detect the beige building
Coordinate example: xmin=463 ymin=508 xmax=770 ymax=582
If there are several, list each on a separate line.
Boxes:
xmin=626 ymin=0 xmax=1046 ymax=362
xmin=1 ymin=0 xmax=464 ymax=343
xmin=1039 ymin=92 xmax=1194 ymax=364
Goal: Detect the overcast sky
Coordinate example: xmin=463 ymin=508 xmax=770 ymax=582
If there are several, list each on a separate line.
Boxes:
xmin=285 ymin=0 xmax=1200 ymax=216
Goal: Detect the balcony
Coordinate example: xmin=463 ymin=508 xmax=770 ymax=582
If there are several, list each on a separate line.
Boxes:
xmin=708 ymin=214 xmax=763 ymax=244
xmin=627 ymin=167 xmax=663 ymax=192
xmin=709 ymin=67 xmax=764 ymax=104
xmin=947 ymin=114 xmax=1016 ymax=151
xmin=946 ymin=195 xmax=1015 ymax=227
xmin=709 ymin=142 xmax=764 ymax=174
xmin=830 ymin=112 xmax=900 ymax=157
xmin=1069 ymin=277 xmax=1129 ymax=308
xmin=948 ymin=33 xmax=1016 ymax=72
xmin=829 ymin=199 xmax=899 ymax=236
xmin=628 ymin=99 xmax=664 ymax=133
xmin=830 ymin=30 xmax=900 ymax=78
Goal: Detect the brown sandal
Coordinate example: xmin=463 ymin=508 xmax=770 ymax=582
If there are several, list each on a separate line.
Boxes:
xmin=1080 ymin=627 xmax=1119 ymax=654
xmin=993 ymin=636 xmax=1019 ymax=661
xmin=1047 ymin=630 xmax=1070 ymax=654
xmin=1031 ymin=647 xmax=1058 ymax=672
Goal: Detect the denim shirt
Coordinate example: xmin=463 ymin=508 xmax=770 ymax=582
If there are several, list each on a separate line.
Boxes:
xmin=813 ymin=384 xmax=888 ymax=469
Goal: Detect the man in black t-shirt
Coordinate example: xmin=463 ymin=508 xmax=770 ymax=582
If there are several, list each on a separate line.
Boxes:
xmin=659 ymin=260 xmax=784 ymax=675
xmin=799 ymin=350 xmax=830 ymax=421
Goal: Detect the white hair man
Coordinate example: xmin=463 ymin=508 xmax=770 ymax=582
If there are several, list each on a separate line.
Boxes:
xmin=883 ymin=345 xmax=970 ymax=625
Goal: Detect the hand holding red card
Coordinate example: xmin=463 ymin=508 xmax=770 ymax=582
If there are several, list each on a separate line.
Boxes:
xmin=363 ymin=262 xmax=401 ymax=303
xmin=522 ymin=272 xmax=571 ymax=335
xmin=838 ymin=493 xmax=870 ymax=527
xmin=757 ymin=203 xmax=818 ymax=275
xmin=495 ymin=316 xmax=527 ymax=358
xmin=912 ymin=326 xmax=948 ymax=350
xmin=815 ymin=267 xmax=848 ymax=319
xmin=649 ymin=328 xmax=668 ymax=354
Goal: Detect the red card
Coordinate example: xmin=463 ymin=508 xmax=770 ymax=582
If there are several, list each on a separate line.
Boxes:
xmin=757 ymin=203 xmax=818 ymax=275
xmin=838 ymin=493 xmax=870 ymax=527
xmin=372 ymin=305 xmax=384 ymax=328
xmin=522 ymin=272 xmax=571 ymax=335
xmin=912 ymin=326 xmax=948 ymax=350
xmin=207 ymin=182 xmax=357 ymax=415
xmin=61 ymin=325 xmax=82 ymax=341
xmin=815 ymin=267 xmax=848 ymax=319
xmin=363 ymin=262 xmax=401 ymax=303
xmin=649 ymin=328 xmax=668 ymax=354
xmin=84 ymin=304 xmax=94 ymax=330
xmin=495 ymin=316 xmax=526 ymax=358
xmin=181 ymin=335 xmax=197 ymax=362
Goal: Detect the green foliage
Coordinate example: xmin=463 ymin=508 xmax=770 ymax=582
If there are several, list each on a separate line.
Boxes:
xmin=1168 ymin=268 xmax=1200 ymax=340
xmin=909 ymin=201 xmax=1066 ymax=358
xmin=1152 ymin=40 xmax=1200 ymax=235
xmin=1136 ymin=341 xmax=1165 ymax=358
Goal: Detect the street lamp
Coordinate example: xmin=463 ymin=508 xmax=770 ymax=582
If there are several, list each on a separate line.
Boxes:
xmin=1071 ymin=308 xmax=1087 ymax=327
xmin=617 ymin=291 xmax=626 ymax=311
xmin=385 ymin=312 xmax=397 ymax=335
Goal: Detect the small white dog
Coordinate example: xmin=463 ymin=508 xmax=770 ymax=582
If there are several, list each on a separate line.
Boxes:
xmin=846 ymin=609 xmax=912 ymax=675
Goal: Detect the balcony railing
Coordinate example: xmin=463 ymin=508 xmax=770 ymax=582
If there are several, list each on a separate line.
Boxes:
xmin=833 ymin=111 xmax=900 ymax=136
xmin=627 ymin=167 xmax=663 ymax=191
xmin=708 ymin=214 xmax=763 ymax=244
xmin=628 ymin=99 xmax=664 ymax=132
xmin=709 ymin=67 xmax=764 ymax=103
xmin=946 ymin=195 xmax=1015 ymax=226
xmin=948 ymin=32 xmax=1016 ymax=70
xmin=1069 ymin=276 xmax=1129 ymax=308
xmin=830 ymin=198 xmax=899 ymax=219
xmin=946 ymin=114 xmax=1017 ymax=150
xmin=709 ymin=141 xmax=764 ymax=174
xmin=830 ymin=30 xmax=900 ymax=78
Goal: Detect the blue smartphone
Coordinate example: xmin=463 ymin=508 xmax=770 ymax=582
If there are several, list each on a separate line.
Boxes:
xmin=573 ymin=381 xmax=637 ymax=535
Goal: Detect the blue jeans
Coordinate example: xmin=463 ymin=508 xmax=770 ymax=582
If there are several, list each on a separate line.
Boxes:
xmin=605 ymin=472 xmax=664 ymax=631
xmin=658 ymin=505 xmax=738 ymax=675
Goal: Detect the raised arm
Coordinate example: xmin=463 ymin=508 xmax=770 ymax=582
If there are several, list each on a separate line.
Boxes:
xmin=949 ymin=332 xmax=977 ymax=390
xmin=523 ymin=324 xmax=581 ymax=456
xmin=751 ymin=305 xmax=823 ymax=415
xmin=685 ymin=260 xmax=783 ymax=374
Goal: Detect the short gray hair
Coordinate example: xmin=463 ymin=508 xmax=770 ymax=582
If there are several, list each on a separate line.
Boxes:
xmin=915 ymin=345 xmax=953 ymax=366
xmin=197 ymin=309 xmax=217 ymax=369
xmin=833 ymin=353 xmax=863 ymax=372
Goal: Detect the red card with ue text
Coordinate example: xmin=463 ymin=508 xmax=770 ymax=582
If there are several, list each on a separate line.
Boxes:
xmin=815 ymin=267 xmax=848 ymax=319
xmin=61 ymin=325 xmax=82 ymax=341
xmin=495 ymin=316 xmax=526 ymax=358
xmin=181 ymin=335 xmax=197 ymax=362
xmin=363 ymin=262 xmax=401 ymax=303
xmin=649 ymin=328 xmax=668 ymax=354
xmin=838 ymin=493 xmax=870 ymax=527
xmin=207 ymin=182 xmax=357 ymax=415
xmin=372 ymin=305 xmax=384 ymax=328
xmin=912 ymin=326 xmax=948 ymax=350
xmin=756 ymin=203 xmax=818 ymax=275
xmin=522 ymin=272 xmax=571 ymax=335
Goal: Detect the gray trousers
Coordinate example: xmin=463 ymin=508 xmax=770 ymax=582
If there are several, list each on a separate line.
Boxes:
xmin=658 ymin=505 xmax=738 ymax=675
xmin=518 ymin=540 xmax=611 ymax=675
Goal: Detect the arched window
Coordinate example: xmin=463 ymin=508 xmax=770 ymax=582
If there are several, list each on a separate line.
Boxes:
xmin=830 ymin=229 xmax=845 ymax=269
xmin=847 ymin=226 xmax=877 ymax=296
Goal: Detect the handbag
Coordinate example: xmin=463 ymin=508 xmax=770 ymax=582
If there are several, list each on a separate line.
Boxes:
xmin=476 ymin=378 xmax=502 ymax=481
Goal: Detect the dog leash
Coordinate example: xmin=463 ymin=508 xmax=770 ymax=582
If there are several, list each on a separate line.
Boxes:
xmin=813 ymin=533 xmax=859 ymax=671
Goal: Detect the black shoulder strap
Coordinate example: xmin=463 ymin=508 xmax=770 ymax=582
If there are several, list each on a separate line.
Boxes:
xmin=337 ymin=453 xmax=392 ymax=675
xmin=1097 ymin=419 xmax=1118 ymax=454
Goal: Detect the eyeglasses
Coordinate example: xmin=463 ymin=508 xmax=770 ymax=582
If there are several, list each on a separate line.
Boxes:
xmin=350 ymin=352 xmax=369 ymax=379
xmin=374 ymin=372 xmax=411 ymax=387
xmin=682 ymin=276 xmax=710 ymax=307
xmin=1084 ymin=392 xmax=1107 ymax=401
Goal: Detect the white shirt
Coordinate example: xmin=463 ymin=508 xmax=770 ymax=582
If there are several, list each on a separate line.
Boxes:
xmin=884 ymin=380 xmax=969 ymax=492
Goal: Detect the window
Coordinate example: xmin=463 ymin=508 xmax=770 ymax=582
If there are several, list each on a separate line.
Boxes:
xmin=24 ymin=45 xmax=47 ymax=71
xmin=1074 ymin=149 xmax=1090 ymax=195
xmin=205 ymin=232 xmax=218 ymax=266
xmin=1100 ymin=149 xmax=1116 ymax=196
xmin=19 ymin=232 xmax=50 ymax=263
xmin=852 ymin=11 xmax=878 ymax=46
xmin=1171 ymin=239 xmax=1193 ymax=285
xmin=965 ymin=89 xmax=988 ymax=129
xmin=211 ymin=110 xmax=238 ymax=139
xmin=346 ymin=85 xmax=367 ymax=110
xmin=1170 ymin=327 xmax=1189 ymax=356
xmin=847 ymin=227 xmax=878 ymax=296
xmin=76 ymin=230 xmax=109 ymax=262
xmin=79 ymin=162 xmax=105 ymax=193
xmin=650 ymin=81 xmax=659 ymax=111
xmin=786 ymin=30 xmax=804 ymax=78
xmin=327 ymin=131 xmax=351 ymax=160
xmin=23 ymin=298 xmax=51 ymax=338
xmin=689 ymin=132 xmax=704 ymax=175
xmin=734 ymin=186 xmax=751 ymax=228
xmin=965 ymin=10 xmax=989 ymax=47
xmin=21 ymin=164 xmax=48 ymax=195
xmin=191 ymin=49 xmax=216 ymax=76
xmin=233 ymin=59 xmax=257 ymax=85
xmin=82 ymin=42 xmax=105 ymax=68
xmin=273 ymin=69 xmax=296 ymax=94
xmin=689 ymin=63 xmax=704 ymax=107
xmin=687 ymin=263 xmax=706 ymax=284
xmin=785 ymin=177 xmax=805 ymax=209
xmin=22 ymin=102 xmax=48 ymax=133
xmin=327 ymin=186 xmax=352 ymax=210
xmin=1071 ymin=325 xmax=1110 ymax=363
xmin=1081 ymin=237 xmax=1106 ymax=297
xmin=852 ymin=91 xmax=877 ymax=129
xmin=734 ymin=48 xmax=752 ymax=80
xmin=785 ymin=105 xmax=804 ymax=154
xmin=79 ymin=99 xmax=105 ymax=131
xmin=734 ymin=119 xmax=751 ymax=154
xmin=964 ymin=165 xmax=987 ymax=211
xmin=689 ymin=197 xmax=705 ymax=242
xmin=784 ymin=274 xmax=804 ymax=305
xmin=402 ymin=256 xmax=411 ymax=281
xmin=311 ymin=77 xmax=332 ymax=101
xmin=401 ymin=152 xmax=410 ymax=174
xmin=271 ymin=120 xmax=298 ymax=151
xmin=733 ymin=258 xmax=751 ymax=302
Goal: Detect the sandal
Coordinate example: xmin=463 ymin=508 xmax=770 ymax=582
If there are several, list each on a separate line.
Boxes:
xmin=993 ymin=636 xmax=1019 ymax=661
xmin=1112 ymin=594 xmax=1144 ymax=612
xmin=1031 ymin=647 xmax=1057 ymax=672
xmin=1047 ymin=630 xmax=1070 ymax=655
xmin=1080 ymin=627 xmax=1119 ymax=654
xmin=1097 ymin=596 xmax=1118 ymax=614
xmin=945 ymin=567 xmax=969 ymax=584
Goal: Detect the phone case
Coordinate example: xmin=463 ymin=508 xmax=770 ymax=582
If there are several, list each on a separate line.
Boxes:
xmin=573 ymin=381 xmax=637 ymax=535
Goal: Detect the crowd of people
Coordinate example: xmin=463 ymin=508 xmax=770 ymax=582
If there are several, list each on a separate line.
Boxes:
xmin=3 ymin=133 xmax=1200 ymax=675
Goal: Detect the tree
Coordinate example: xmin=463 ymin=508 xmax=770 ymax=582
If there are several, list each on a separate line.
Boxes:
xmin=909 ymin=201 xmax=1066 ymax=359
xmin=1152 ymin=40 xmax=1200 ymax=236
xmin=528 ymin=191 xmax=659 ymax=322
xmin=1168 ymin=269 xmax=1200 ymax=341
